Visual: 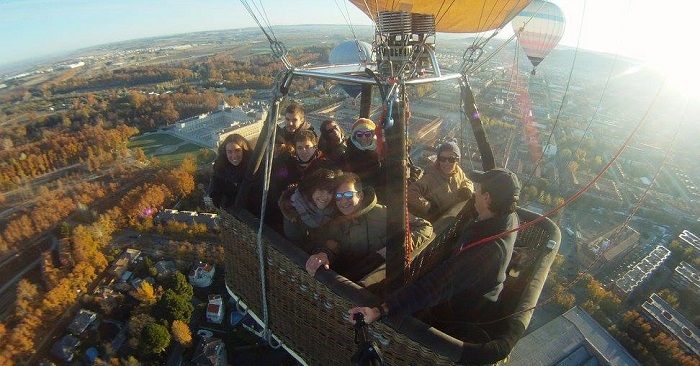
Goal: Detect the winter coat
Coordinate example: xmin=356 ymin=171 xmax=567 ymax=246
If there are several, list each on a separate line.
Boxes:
xmin=208 ymin=161 xmax=246 ymax=210
xmin=270 ymin=151 xmax=338 ymax=202
xmin=385 ymin=210 xmax=518 ymax=332
xmin=313 ymin=187 xmax=433 ymax=281
xmin=344 ymin=138 xmax=384 ymax=200
xmin=276 ymin=122 xmax=315 ymax=145
xmin=278 ymin=185 xmax=337 ymax=252
xmin=407 ymin=164 xmax=473 ymax=221
xmin=318 ymin=137 xmax=346 ymax=167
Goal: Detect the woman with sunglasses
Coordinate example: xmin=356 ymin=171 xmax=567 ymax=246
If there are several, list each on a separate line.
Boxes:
xmin=278 ymin=168 xmax=340 ymax=253
xmin=305 ymin=173 xmax=433 ymax=282
xmin=407 ymin=141 xmax=474 ymax=221
xmin=344 ymin=118 xmax=384 ymax=201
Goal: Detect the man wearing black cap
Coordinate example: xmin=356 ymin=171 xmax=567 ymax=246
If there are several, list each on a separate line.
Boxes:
xmin=348 ymin=168 xmax=520 ymax=334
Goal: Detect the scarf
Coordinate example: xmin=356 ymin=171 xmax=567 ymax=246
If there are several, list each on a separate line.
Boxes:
xmin=350 ymin=136 xmax=377 ymax=151
xmin=290 ymin=190 xmax=334 ymax=228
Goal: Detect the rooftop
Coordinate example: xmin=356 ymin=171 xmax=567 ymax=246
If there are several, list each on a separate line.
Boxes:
xmin=506 ymin=306 xmax=639 ymax=366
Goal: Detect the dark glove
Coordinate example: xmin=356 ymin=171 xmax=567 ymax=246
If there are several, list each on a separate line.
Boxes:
xmin=457 ymin=186 xmax=473 ymax=200
xmin=427 ymin=203 xmax=441 ymax=218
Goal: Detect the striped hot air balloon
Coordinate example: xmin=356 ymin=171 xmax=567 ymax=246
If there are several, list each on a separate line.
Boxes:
xmin=512 ymin=0 xmax=566 ymax=73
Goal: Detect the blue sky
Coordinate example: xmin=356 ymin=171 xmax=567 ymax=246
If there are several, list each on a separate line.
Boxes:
xmin=2 ymin=0 xmax=698 ymax=93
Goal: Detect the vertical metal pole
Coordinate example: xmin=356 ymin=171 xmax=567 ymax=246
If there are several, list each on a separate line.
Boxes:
xmin=384 ymin=89 xmax=408 ymax=293
xmin=359 ymin=84 xmax=373 ymax=118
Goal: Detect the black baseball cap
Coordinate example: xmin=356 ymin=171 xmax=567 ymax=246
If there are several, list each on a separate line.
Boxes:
xmin=470 ymin=168 xmax=520 ymax=203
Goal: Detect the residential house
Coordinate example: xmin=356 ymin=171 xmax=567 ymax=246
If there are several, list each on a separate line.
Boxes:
xmin=192 ymin=336 xmax=227 ymax=366
xmin=189 ymin=263 xmax=216 ymax=288
xmin=67 ymin=309 xmax=98 ymax=336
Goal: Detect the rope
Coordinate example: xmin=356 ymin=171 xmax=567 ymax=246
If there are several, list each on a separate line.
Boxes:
xmin=519 ymin=0 xmax=591 ymax=204
xmin=608 ymin=104 xmax=686 ymax=253
xmin=255 ymin=119 xmax=276 ymax=345
xmin=466 ymin=0 xmax=550 ymax=74
xmin=403 ymin=99 xmax=413 ymax=281
xmin=239 ymin=0 xmax=291 ymax=68
xmin=250 ymin=72 xmax=290 ymax=347
xmin=456 ymin=71 xmax=670 ymax=257
xmin=453 ymin=72 xmax=675 ymax=327
xmin=335 ymin=0 xmax=359 ymax=42
xmin=527 ymin=100 xmax=685 ymax=320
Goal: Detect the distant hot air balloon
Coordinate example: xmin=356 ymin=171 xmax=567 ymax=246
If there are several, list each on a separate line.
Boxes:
xmin=511 ymin=0 xmax=565 ymax=74
xmin=328 ymin=40 xmax=373 ymax=98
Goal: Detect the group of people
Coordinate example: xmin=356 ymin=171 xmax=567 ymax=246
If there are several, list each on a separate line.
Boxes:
xmin=209 ymin=102 xmax=522 ymax=339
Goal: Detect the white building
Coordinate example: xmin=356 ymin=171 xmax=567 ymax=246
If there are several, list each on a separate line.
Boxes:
xmin=170 ymin=100 xmax=265 ymax=148
xmin=206 ymin=294 xmax=224 ymax=324
xmin=189 ymin=263 xmax=216 ymax=288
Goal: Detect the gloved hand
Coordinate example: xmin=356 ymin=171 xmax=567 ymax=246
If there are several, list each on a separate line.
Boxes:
xmin=427 ymin=203 xmax=441 ymax=218
xmin=457 ymin=186 xmax=473 ymax=200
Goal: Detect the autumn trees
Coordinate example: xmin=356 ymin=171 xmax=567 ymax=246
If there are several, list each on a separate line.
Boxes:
xmin=125 ymin=271 xmax=194 ymax=361
xmin=610 ymin=310 xmax=700 ymax=366
xmin=0 ymin=124 xmax=138 ymax=190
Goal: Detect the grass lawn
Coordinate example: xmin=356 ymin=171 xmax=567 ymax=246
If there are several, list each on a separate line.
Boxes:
xmin=129 ymin=133 xmax=185 ymax=155
xmin=129 ymin=133 xmax=214 ymax=167
xmin=156 ymin=143 xmax=209 ymax=166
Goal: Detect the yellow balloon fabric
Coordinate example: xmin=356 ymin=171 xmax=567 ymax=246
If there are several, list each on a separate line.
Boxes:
xmin=349 ymin=0 xmax=533 ymax=33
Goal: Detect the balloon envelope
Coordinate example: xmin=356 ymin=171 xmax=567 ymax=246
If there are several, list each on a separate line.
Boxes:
xmin=329 ymin=40 xmax=373 ymax=97
xmin=329 ymin=40 xmax=373 ymax=65
xmin=348 ymin=0 xmax=532 ymax=33
xmin=511 ymin=0 xmax=566 ymax=69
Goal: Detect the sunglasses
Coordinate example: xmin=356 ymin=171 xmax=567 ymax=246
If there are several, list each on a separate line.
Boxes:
xmin=335 ymin=191 xmax=358 ymax=201
xmin=324 ymin=126 xmax=338 ymax=134
xmin=438 ymin=156 xmax=459 ymax=163
xmin=355 ymin=131 xmax=374 ymax=138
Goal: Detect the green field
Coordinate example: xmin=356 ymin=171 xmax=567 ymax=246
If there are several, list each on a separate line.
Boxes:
xmin=129 ymin=133 xmax=215 ymax=167
xmin=129 ymin=133 xmax=184 ymax=153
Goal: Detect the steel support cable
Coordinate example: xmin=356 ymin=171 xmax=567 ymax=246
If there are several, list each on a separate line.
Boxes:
xmin=450 ymin=72 xmax=672 ymax=326
xmin=610 ymin=121 xmax=683 ymax=250
xmin=519 ymin=0 xmax=591 ymax=205
xmin=462 ymin=0 xmax=514 ymax=74
xmin=506 ymin=40 xmax=520 ymax=103
xmin=251 ymin=72 xmax=289 ymax=348
xmin=335 ymin=0 xmax=359 ymax=41
xmin=434 ymin=0 xmax=456 ymax=29
xmin=239 ymin=0 xmax=280 ymax=347
xmin=240 ymin=0 xmax=290 ymax=68
xmin=456 ymin=70 xmax=669 ymax=257
xmin=469 ymin=0 xmax=518 ymax=51
xmin=334 ymin=0 xmax=371 ymax=66
xmin=358 ymin=0 xmax=376 ymax=24
xmin=240 ymin=0 xmax=275 ymax=44
xmin=555 ymin=48 xmax=622 ymax=190
xmin=531 ymin=95 xmax=684 ymax=321
xmin=468 ymin=32 xmax=518 ymax=74
xmin=606 ymin=84 xmax=690 ymax=246
xmin=471 ymin=0 xmax=547 ymax=73
xmin=473 ymin=0 xmax=533 ymax=56
xmin=255 ymin=116 xmax=276 ymax=346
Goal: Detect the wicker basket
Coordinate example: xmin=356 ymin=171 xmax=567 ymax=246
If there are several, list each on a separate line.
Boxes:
xmin=221 ymin=207 xmax=560 ymax=365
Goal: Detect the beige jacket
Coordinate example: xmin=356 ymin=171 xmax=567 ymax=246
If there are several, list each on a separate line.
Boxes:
xmin=408 ymin=164 xmax=473 ymax=221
